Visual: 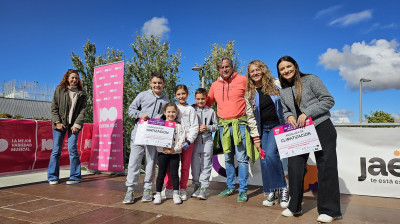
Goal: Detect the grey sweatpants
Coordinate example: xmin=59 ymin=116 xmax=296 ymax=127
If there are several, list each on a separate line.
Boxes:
xmin=125 ymin=136 xmax=158 ymax=191
xmin=191 ymin=135 xmax=213 ymax=188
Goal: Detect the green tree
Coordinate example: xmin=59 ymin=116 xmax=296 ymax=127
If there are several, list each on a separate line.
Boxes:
xmin=193 ymin=40 xmax=243 ymax=115
xmin=125 ymin=34 xmax=182 ymax=102
xmin=194 ymin=40 xmax=243 ymax=91
xmin=32 ymin=116 xmax=50 ymax=121
xmin=71 ymin=35 xmax=182 ymax=165
xmin=13 ymin=114 xmax=24 ymax=119
xmin=0 ymin=113 xmax=12 ymax=118
xmin=123 ymin=34 xmax=182 ymax=159
xmin=365 ymin=110 xmax=395 ymax=123
xmin=71 ymin=40 xmax=124 ymax=123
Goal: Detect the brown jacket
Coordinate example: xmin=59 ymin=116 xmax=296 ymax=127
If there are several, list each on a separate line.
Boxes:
xmin=51 ymin=86 xmax=87 ymax=129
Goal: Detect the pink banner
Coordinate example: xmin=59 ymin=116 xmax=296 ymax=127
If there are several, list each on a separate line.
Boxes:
xmin=89 ymin=61 xmax=124 ymax=172
xmin=0 ymin=119 xmax=93 ymax=173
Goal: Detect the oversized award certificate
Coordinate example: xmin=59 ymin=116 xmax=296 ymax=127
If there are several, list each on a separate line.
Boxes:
xmin=273 ymin=117 xmax=322 ymax=159
xmin=134 ymin=118 xmax=175 ymax=148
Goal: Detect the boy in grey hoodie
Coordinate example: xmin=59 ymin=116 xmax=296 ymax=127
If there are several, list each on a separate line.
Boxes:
xmin=123 ymin=72 xmax=170 ymax=204
xmin=191 ymin=88 xmax=218 ymax=200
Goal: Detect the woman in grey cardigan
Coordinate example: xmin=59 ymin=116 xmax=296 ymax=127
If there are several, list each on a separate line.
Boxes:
xmin=277 ymin=56 xmax=342 ymax=223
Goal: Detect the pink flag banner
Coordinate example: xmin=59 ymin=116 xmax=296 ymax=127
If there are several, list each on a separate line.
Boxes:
xmin=89 ymin=61 xmax=124 ymax=172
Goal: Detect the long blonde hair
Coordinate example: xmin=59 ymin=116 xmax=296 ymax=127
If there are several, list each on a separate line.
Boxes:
xmin=246 ymin=60 xmax=277 ymax=102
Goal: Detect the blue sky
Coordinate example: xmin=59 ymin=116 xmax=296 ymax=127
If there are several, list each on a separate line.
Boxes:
xmin=1 ymin=0 xmax=399 ymax=122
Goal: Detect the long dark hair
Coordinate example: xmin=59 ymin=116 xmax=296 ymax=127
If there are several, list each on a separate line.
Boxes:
xmin=276 ymin=56 xmax=308 ymax=106
xmin=58 ymin=69 xmax=84 ymax=90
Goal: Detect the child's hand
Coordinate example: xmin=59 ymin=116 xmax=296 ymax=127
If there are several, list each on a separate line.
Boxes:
xmin=169 ymin=149 xmax=176 ymax=154
xmin=163 ymin=147 xmax=170 ymax=154
xmin=141 ymin=113 xmax=149 ymax=121
xmin=199 ymin=125 xmax=208 ymax=133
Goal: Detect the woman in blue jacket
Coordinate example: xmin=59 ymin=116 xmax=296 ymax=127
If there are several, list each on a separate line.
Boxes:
xmin=245 ymin=60 xmax=288 ymax=208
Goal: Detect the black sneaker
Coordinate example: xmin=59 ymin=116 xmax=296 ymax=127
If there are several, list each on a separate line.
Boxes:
xmin=280 ymin=187 xmax=289 ymax=208
xmin=262 ymin=190 xmax=278 ymax=206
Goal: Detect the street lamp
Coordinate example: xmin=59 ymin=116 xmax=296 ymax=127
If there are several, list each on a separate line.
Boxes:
xmin=359 ymin=78 xmax=372 ymax=123
xmin=192 ymin=64 xmax=205 ymax=88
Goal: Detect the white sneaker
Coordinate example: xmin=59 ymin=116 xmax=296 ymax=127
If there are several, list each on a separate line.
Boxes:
xmin=317 ymin=214 xmax=333 ymax=223
xmin=179 ymin=189 xmax=187 ymax=201
xmin=173 ymin=194 xmax=182 ymax=204
xmin=282 ymin=208 xmax=302 ymax=217
xmin=153 ymin=194 xmax=161 ymax=205
xmin=198 ymin=188 xmax=208 ymax=200
xmin=141 ymin=189 xmax=153 ymax=202
xmin=280 ymin=187 xmax=290 ymax=208
xmin=66 ymin=180 xmax=81 ymax=185
xmin=262 ymin=190 xmax=278 ymax=207
xmin=191 ymin=184 xmax=201 ymax=198
xmin=161 ymin=188 xmax=173 ymax=199
xmin=49 ymin=180 xmax=58 ymax=185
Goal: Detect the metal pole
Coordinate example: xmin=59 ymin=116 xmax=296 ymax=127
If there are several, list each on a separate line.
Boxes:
xmin=359 ymin=80 xmax=362 ymax=123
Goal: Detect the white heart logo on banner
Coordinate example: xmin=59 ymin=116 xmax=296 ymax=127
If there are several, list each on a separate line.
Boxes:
xmin=0 ymin=139 xmax=8 ymax=152
xmin=100 ymin=107 xmax=118 ymax=122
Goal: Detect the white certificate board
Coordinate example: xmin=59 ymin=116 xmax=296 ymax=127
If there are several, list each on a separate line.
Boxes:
xmin=273 ymin=117 xmax=322 ymax=159
xmin=134 ymin=118 xmax=175 ymax=148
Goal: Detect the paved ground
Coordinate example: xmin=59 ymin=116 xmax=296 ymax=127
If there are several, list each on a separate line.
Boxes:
xmin=0 ymin=172 xmax=399 ymax=223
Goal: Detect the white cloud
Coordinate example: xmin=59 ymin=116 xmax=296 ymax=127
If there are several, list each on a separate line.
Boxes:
xmin=392 ymin=113 xmax=400 ymax=120
xmin=329 ymin=10 xmax=372 ymax=26
xmin=319 ymin=39 xmax=400 ymax=91
xmin=315 ymin=5 xmax=342 ymax=19
xmin=331 ymin=110 xmax=353 ymax=123
xmin=364 ymin=23 xmax=380 ymax=34
xmin=142 ymin=17 xmax=170 ymax=39
xmin=382 ymin=23 xmax=397 ymax=29
xmin=364 ymin=23 xmax=397 ymax=34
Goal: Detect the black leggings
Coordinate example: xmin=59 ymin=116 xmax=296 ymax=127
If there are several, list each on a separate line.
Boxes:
xmin=156 ymin=153 xmax=180 ymax=192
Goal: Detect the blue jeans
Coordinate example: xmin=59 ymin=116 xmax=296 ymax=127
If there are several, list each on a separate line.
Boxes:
xmin=219 ymin=125 xmax=249 ymax=193
xmin=48 ymin=128 xmax=81 ymax=181
xmin=260 ymin=124 xmax=287 ymax=193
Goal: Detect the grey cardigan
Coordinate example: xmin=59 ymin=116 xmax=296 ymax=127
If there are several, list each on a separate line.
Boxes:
xmin=279 ymin=75 xmax=334 ymax=126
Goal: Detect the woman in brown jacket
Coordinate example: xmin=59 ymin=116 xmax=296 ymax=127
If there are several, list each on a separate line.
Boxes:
xmin=48 ymin=69 xmax=87 ymax=185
